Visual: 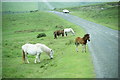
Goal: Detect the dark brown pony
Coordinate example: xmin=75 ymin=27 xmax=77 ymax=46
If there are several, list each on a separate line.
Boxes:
xmin=75 ymin=34 xmax=90 ymax=52
xmin=54 ymin=30 xmax=64 ymax=39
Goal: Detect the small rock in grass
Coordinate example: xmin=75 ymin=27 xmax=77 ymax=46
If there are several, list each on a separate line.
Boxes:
xmin=37 ymin=33 xmax=46 ymax=38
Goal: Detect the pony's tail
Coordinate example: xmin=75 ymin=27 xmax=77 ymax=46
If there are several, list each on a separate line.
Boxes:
xmin=22 ymin=50 xmax=25 ymax=63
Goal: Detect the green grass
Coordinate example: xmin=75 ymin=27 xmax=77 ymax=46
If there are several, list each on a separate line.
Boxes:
xmin=2 ymin=2 xmax=102 ymax=12
xmin=2 ymin=2 xmax=54 ymax=11
xmin=2 ymin=2 xmax=38 ymax=11
xmin=56 ymin=2 xmax=119 ymax=30
xmin=49 ymin=2 xmax=81 ymax=8
xmin=2 ymin=2 xmax=84 ymax=12
xmin=2 ymin=11 xmax=95 ymax=78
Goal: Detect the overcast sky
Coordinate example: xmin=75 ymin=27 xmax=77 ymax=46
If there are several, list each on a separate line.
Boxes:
xmin=1 ymin=0 xmax=120 ymax=2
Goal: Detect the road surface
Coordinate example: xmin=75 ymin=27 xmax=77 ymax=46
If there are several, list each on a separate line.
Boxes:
xmin=49 ymin=11 xmax=119 ymax=78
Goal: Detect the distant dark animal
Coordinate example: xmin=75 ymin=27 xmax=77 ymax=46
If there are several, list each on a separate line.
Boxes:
xmin=37 ymin=33 xmax=46 ymax=38
xmin=30 ymin=11 xmax=34 ymax=12
xmin=54 ymin=30 xmax=64 ymax=39
xmin=75 ymin=34 xmax=90 ymax=52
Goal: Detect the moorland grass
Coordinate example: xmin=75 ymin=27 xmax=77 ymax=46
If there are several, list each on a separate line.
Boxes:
xmin=2 ymin=2 xmax=38 ymax=12
xmin=2 ymin=11 xmax=95 ymax=78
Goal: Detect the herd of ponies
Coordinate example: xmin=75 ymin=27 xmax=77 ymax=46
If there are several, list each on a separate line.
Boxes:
xmin=22 ymin=28 xmax=90 ymax=63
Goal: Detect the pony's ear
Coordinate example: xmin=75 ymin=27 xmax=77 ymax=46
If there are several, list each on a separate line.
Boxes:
xmin=51 ymin=50 xmax=54 ymax=53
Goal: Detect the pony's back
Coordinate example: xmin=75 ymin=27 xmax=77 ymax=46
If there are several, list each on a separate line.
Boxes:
xmin=75 ymin=37 xmax=80 ymax=42
xmin=35 ymin=43 xmax=51 ymax=53
xmin=75 ymin=37 xmax=83 ymax=43
xmin=64 ymin=28 xmax=75 ymax=34
xmin=22 ymin=43 xmax=42 ymax=54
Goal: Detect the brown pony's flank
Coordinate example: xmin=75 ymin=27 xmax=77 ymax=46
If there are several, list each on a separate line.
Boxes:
xmin=22 ymin=50 xmax=25 ymax=63
xmin=75 ymin=34 xmax=90 ymax=52
xmin=54 ymin=29 xmax=64 ymax=39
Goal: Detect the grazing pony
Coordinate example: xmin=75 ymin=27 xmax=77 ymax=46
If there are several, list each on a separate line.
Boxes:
xmin=22 ymin=43 xmax=54 ymax=63
xmin=64 ymin=28 xmax=75 ymax=36
xmin=75 ymin=34 xmax=90 ymax=52
xmin=54 ymin=30 xmax=64 ymax=39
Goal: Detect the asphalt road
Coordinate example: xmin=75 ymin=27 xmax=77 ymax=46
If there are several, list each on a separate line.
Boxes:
xmin=49 ymin=11 xmax=119 ymax=78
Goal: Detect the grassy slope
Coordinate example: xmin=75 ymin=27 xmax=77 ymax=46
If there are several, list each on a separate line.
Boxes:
xmin=57 ymin=2 xmax=118 ymax=30
xmin=2 ymin=12 xmax=95 ymax=78
xmin=49 ymin=2 xmax=100 ymax=9
xmin=2 ymin=2 xmax=101 ymax=12
xmin=2 ymin=2 xmax=38 ymax=11
xmin=2 ymin=2 xmax=81 ymax=11
xmin=49 ymin=2 xmax=80 ymax=8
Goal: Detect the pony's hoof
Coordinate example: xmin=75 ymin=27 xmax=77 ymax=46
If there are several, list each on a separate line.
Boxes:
xmin=50 ymin=57 xmax=53 ymax=59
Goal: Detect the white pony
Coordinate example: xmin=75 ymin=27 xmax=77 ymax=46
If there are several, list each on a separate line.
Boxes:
xmin=22 ymin=43 xmax=54 ymax=63
xmin=64 ymin=28 xmax=75 ymax=36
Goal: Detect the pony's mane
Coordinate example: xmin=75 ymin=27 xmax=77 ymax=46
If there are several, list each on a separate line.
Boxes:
xmin=84 ymin=34 xmax=89 ymax=37
xmin=83 ymin=34 xmax=89 ymax=40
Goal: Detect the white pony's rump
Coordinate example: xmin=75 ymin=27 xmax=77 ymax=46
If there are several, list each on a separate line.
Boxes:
xmin=64 ymin=28 xmax=75 ymax=36
xmin=22 ymin=43 xmax=54 ymax=64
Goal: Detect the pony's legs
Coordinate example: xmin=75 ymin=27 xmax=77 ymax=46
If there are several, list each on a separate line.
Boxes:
xmin=84 ymin=45 xmax=86 ymax=53
xmin=34 ymin=53 xmax=41 ymax=63
xmin=25 ymin=54 xmax=29 ymax=63
xmin=76 ymin=46 xmax=78 ymax=52
xmin=26 ymin=59 xmax=30 ymax=63
xmin=75 ymin=43 xmax=79 ymax=52
xmin=34 ymin=56 xmax=37 ymax=63
xmin=37 ymin=53 xmax=41 ymax=62
xmin=82 ymin=45 xmax=86 ymax=53
xmin=54 ymin=34 xmax=57 ymax=39
xmin=82 ymin=45 xmax=84 ymax=53
xmin=34 ymin=55 xmax=38 ymax=63
xmin=62 ymin=33 xmax=64 ymax=37
xmin=65 ymin=32 xmax=67 ymax=36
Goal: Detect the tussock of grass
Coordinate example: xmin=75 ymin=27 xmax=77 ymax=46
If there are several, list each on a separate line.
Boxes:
xmin=2 ymin=12 xmax=95 ymax=78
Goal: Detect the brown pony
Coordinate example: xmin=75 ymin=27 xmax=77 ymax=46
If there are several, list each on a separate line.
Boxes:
xmin=75 ymin=34 xmax=90 ymax=52
xmin=54 ymin=30 xmax=64 ymax=39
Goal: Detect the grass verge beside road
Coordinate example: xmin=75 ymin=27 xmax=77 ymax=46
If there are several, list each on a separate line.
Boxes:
xmin=56 ymin=2 xmax=119 ymax=30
